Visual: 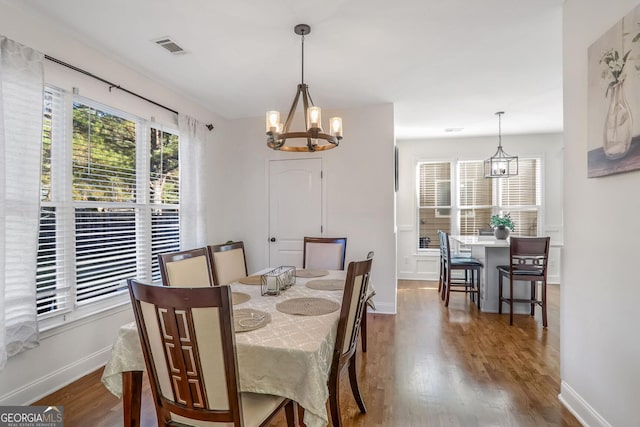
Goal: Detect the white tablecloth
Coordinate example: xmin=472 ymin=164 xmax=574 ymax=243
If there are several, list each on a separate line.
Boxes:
xmin=102 ymin=270 xmax=349 ymax=427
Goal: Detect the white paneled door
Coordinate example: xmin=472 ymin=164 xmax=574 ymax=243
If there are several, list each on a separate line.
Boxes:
xmin=269 ymin=158 xmax=323 ymax=267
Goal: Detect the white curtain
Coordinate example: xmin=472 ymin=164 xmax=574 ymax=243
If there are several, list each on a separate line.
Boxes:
xmin=0 ymin=36 xmax=44 ymax=369
xmin=178 ymin=114 xmax=208 ymax=249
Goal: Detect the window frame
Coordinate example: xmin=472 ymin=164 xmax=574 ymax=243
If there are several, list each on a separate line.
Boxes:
xmin=37 ymin=88 xmax=181 ymax=331
xmin=415 ymin=157 xmax=542 ymax=253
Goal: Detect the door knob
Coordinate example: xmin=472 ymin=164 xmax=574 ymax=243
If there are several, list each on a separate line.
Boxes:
xmin=270 ymin=237 xmax=276 ymax=242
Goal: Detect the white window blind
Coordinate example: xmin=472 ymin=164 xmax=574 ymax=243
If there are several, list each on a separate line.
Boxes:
xmin=72 ymin=102 xmax=140 ymax=303
xmin=36 ymin=93 xmax=180 ymax=324
xmin=149 ymin=127 xmax=180 ymax=281
xmin=499 ymin=158 xmax=540 ymax=236
xmin=458 ymin=161 xmax=494 ymax=235
xmin=417 ymin=162 xmax=451 ymax=249
xmin=37 ymin=87 xmax=70 ymax=317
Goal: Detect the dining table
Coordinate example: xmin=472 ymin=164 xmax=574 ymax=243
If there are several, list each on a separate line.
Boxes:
xmin=101 ymin=268 xmax=350 ymax=427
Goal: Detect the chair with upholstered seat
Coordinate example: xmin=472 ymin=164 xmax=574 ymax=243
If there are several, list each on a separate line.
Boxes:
xmin=437 ymin=231 xmax=478 ymax=299
xmin=209 ymin=241 xmax=249 ymax=286
xmin=328 ymin=257 xmax=372 ymax=427
xmin=158 ymin=247 xmax=215 ymax=287
xmin=498 ymin=236 xmax=551 ymax=327
xmin=127 ymin=279 xmax=297 ymax=426
xmin=303 ymin=237 xmax=347 ymax=270
xmin=439 ymin=231 xmax=483 ymax=308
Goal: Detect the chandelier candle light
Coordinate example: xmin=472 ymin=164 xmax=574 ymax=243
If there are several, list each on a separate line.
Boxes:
xmin=266 ymin=24 xmax=343 ymax=152
xmin=484 ymin=111 xmax=518 ymax=178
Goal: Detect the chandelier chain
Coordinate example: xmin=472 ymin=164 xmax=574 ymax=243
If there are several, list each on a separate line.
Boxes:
xmin=301 ymin=32 xmax=305 ymax=84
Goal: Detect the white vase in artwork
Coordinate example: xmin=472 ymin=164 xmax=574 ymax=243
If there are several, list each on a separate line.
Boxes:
xmin=603 ymin=79 xmax=633 ymax=160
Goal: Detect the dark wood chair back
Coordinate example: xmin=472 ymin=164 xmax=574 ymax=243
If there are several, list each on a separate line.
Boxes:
xmin=328 ymin=258 xmax=372 ymax=426
xmin=208 ymin=241 xmax=248 ymax=286
xmin=509 ymin=237 xmax=551 ymax=279
xmin=303 ymin=237 xmax=347 ymax=270
xmin=127 ymin=279 xmax=296 ymax=426
xmin=158 ymin=247 xmax=215 ymax=287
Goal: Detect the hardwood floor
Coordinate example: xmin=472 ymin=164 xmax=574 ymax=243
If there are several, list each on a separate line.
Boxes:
xmin=34 ymin=280 xmax=580 ymax=426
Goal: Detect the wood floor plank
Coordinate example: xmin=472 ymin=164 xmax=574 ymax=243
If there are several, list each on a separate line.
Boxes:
xmin=34 ymin=280 xmax=579 ymax=426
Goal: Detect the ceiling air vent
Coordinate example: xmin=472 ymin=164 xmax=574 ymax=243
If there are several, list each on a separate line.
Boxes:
xmin=153 ymin=37 xmax=186 ymax=55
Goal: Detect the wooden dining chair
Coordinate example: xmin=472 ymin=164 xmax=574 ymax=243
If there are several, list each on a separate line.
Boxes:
xmin=127 ymin=279 xmax=297 ymax=426
xmin=358 ymin=250 xmax=376 ymax=353
xmin=158 ymin=247 xmax=215 ymax=287
xmin=437 ymin=231 xmax=476 ymax=299
xmin=303 ymin=237 xmax=347 ymax=270
xmin=328 ymin=257 xmax=372 ymax=427
xmin=209 ymin=241 xmax=249 ymax=286
xmin=498 ymin=236 xmax=551 ymax=327
xmin=439 ymin=231 xmax=483 ymax=308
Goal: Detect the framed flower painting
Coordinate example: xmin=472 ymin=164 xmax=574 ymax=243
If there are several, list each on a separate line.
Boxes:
xmin=588 ymin=3 xmax=640 ymax=178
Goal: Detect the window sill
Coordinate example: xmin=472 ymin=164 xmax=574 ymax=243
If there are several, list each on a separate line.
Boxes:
xmin=38 ymin=295 xmax=131 ymax=339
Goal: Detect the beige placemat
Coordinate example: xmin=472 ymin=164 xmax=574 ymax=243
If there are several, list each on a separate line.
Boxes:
xmin=232 ymin=292 xmax=251 ymax=305
xmin=234 ymin=308 xmax=271 ymax=332
xmin=276 ymin=297 xmax=340 ymax=316
xmin=295 ymin=269 xmax=329 ymax=278
xmin=238 ymin=275 xmax=262 ymax=285
xmin=306 ymin=279 xmax=345 ymax=291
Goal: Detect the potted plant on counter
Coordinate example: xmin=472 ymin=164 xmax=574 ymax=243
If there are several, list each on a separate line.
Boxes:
xmin=490 ymin=212 xmax=515 ymax=240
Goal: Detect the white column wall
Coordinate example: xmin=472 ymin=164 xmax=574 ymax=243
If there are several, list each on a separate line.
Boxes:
xmin=561 ymin=1 xmax=640 ymax=426
xmin=396 ymin=133 xmax=564 ymax=283
xmin=0 ymin=1 xmax=224 ymax=404
xmin=213 ymin=104 xmax=398 ymax=314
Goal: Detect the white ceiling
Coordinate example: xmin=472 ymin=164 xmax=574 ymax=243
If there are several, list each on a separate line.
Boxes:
xmin=18 ymin=0 xmax=564 ymax=140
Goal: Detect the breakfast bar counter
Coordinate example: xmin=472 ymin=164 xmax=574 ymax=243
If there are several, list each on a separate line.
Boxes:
xmin=450 ymin=235 xmax=529 ymax=313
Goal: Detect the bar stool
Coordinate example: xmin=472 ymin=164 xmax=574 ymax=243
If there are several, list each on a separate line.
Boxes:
xmin=497 ymin=236 xmax=551 ymax=327
xmin=438 ymin=231 xmax=483 ymax=309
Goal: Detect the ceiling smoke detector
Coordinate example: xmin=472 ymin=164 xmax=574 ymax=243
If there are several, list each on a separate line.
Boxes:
xmin=153 ymin=37 xmax=186 ymax=55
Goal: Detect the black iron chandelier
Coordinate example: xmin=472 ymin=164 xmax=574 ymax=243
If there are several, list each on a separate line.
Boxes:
xmin=484 ymin=111 xmax=518 ymax=178
xmin=266 ymin=24 xmax=343 ymax=152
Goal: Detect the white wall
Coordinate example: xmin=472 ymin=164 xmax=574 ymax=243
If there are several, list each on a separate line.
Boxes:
xmin=561 ymin=1 xmax=640 ymax=426
xmin=0 ymin=1 xmax=224 ymax=404
xmin=212 ymin=104 xmax=398 ymax=314
xmin=396 ymin=133 xmax=564 ymax=283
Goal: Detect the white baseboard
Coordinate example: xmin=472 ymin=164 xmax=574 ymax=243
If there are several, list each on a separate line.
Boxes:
xmin=397 ymin=273 xmax=438 ymax=281
xmin=559 ymin=381 xmax=611 ymax=427
xmin=0 ymin=346 xmax=112 ymax=405
xmin=370 ymin=301 xmax=396 ymax=315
